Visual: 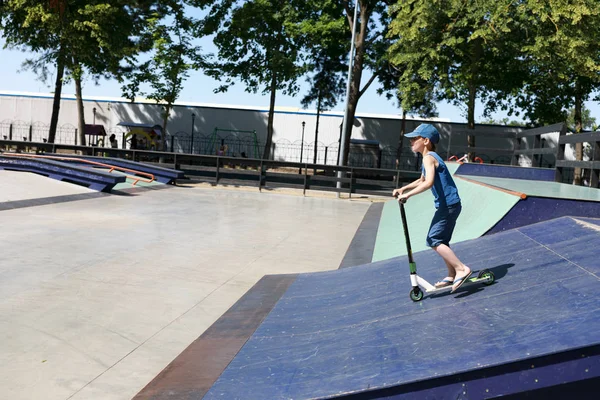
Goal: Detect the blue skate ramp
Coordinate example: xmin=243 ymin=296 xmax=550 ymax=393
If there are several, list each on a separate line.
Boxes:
xmin=456 ymin=163 xmax=556 ymax=181
xmin=201 ymin=216 xmax=600 ymax=399
xmin=458 ymin=176 xmax=600 ymax=234
xmin=0 ymin=153 xmax=125 ymax=192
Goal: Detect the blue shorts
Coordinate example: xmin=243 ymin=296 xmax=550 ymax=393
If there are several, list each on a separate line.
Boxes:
xmin=426 ymin=202 xmax=462 ymax=247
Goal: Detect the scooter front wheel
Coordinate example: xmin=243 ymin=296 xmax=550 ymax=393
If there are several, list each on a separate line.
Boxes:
xmin=409 ymin=288 xmax=424 ymax=302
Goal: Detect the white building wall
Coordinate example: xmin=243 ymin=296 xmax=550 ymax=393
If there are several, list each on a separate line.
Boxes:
xmin=0 ymin=91 xmax=543 ymax=165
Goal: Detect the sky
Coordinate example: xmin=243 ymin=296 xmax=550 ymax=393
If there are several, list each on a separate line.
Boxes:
xmin=1 ymin=37 xmax=599 ymax=126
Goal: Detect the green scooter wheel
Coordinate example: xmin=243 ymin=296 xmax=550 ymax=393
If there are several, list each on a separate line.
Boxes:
xmin=409 ymin=288 xmax=424 ymax=302
xmin=478 ymin=269 xmax=495 ymax=286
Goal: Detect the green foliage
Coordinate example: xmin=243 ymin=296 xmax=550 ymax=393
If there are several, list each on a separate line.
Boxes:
xmin=121 ymin=1 xmax=205 ymax=149
xmin=377 ymin=59 xmax=438 ymax=118
xmin=1 ymin=1 xmax=151 ymax=83
xmin=512 ymin=0 xmax=600 ymax=127
xmin=522 ymin=0 xmax=600 ymax=80
xmin=200 ymin=0 xmax=305 ymax=159
xmin=3 ymin=0 xmax=599 ymax=148
xmin=121 ymin=2 xmax=204 ymax=106
xmin=203 ymin=0 xmax=303 ymax=97
xmin=0 ymin=0 xmax=156 ymax=142
xmin=330 ymin=1 xmax=396 ymax=165
xmin=295 ymin=0 xmax=347 ymax=112
xmin=387 ymin=0 xmax=526 ymax=126
xmin=479 ymin=117 xmax=524 ymax=127
xmin=566 ymin=106 xmax=597 ymax=131
xmin=300 ymin=50 xmax=346 ymax=112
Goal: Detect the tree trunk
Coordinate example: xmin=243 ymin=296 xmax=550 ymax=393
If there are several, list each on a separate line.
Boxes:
xmin=75 ymin=74 xmax=86 ymax=146
xmin=396 ymin=110 xmax=407 ymax=170
xmin=466 ymin=37 xmax=483 ymax=162
xmin=341 ymin=3 xmax=368 ymax=166
xmin=467 ymin=81 xmax=476 ymax=162
xmin=162 ymin=104 xmax=171 ymax=152
xmin=263 ymin=72 xmax=277 ymax=160
xmin=313 ymin=90 xmax=322 ymax=170
xmin=573 ymin=81 xmax=583 ymax=185
xmin=342 ymin=87 xmax=359 ymax=166
xmin=48 ymin=54 xmax=66 ymax=144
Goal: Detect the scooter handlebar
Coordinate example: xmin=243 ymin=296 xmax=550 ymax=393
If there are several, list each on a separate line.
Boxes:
xmin=393 ymin=193 xmax=407 ymax=204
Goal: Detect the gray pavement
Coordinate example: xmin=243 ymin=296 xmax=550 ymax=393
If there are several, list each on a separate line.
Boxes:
xmin=0 ymin=170 xmax=94 ymax=202
xmin=0 ymin=178 xmax=371 ymax=400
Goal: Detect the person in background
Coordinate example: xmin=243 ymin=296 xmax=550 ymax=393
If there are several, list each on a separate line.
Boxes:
xmin=109 ymin=134 xmax=118 ymax=148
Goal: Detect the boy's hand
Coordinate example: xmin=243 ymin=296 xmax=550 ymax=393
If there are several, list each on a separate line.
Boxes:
xmin=396 ymin=193 xmax=409 ymax=203
xmin=393 ymin=189 xmax=409 ymax=203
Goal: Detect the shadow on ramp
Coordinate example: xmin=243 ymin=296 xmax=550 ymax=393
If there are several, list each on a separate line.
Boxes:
xmin=430 ymin=263 xmax=516 ymax=300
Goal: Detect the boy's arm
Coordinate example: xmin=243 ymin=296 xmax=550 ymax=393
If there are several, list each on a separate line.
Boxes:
xmin=397 ymin=156 xmax=435 ymax=200
xmin=392 ymin=175 xmax=424 ymax=196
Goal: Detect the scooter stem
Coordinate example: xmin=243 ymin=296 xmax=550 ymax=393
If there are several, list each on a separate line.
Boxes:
xmin=398 ymin=199 xmax=421 ymax=294
xmin=398 ymin=201 xmax=414 ymax=265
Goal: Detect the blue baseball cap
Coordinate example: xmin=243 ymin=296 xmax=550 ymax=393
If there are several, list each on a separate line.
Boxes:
xmin=405 ymin=124 xmax=440 ymax=144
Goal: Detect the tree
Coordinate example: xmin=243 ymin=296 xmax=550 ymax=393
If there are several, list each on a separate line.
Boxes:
xmin=377 ymin=58 xmax=438 ymax=168
xmin=566 ymin=106 xmax=597 ymax=131
xmin=295 ymin=0 xmax=347 ymax=165
xmin=388 ymin=0 xmax=527 ymax=161
xmin=301 ymin=51 xmax=346 ymax=165
xmin=517 ymin=0 xmax=600 ymax=184
xmin=200 ymin=0 xmax=304 ymax=160
xmin=336 ymin=1 xmax=395 ymax=166
xmin=1 ymin=1 xmax=66 ymax=143
xmin=0 ymin=1 xmax=154 ymax=144
xmin=68 ymin=1 xmax=153 ymax=145
xmin=378 ymin=2 xmax=439 ymax=168
xmin=121 ymin=1 xmax=204 ymax=151
xmin=479 ymin=117 xmax=524 ymax=127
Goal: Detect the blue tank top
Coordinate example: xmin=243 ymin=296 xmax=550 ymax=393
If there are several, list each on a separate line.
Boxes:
xmin=421 ymin=152 xmax=461 ymax=208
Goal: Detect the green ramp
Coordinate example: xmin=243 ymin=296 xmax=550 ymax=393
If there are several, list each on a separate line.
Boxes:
xmin=372 ymin=164 xmax=521 ymax=262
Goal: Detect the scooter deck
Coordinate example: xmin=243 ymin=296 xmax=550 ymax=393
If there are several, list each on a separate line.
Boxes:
xmin=424 ymin=274 xmax=491 ymax=293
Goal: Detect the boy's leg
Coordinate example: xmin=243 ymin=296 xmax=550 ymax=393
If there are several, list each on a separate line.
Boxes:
xmin=433 ymin=244 xmax=470 ymax=276
xmin=434 ymin=244 xmax=471 ymax=291
xmin=428 ymin=204 xmax=470 ymax=289
xmin=433 ymin=259 xmax=456 ymax=287
xmin=428 ymin=208 xmax=457 ymax=287
xmin=443 ymin=260 xmax=456 ymax=277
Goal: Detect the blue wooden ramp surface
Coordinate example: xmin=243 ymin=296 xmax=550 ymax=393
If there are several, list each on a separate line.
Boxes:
xmin=0 ymin=154 xmax=126 ymax=192
xmin=455 ymin=163 xmax=556 ymax=181
xmin=203 ymin=216 xmax=600 ymax=399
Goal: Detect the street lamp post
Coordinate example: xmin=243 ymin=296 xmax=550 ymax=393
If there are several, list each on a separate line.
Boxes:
xmin=92 ymin=107 xmax=97 ymax=145
xmin=299 ymin=121 xmax=306 ymax=174
xmin=191 ymin=112 xmax=196 ymax=154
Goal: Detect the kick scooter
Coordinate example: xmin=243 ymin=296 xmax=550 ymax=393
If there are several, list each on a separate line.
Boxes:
xmin=397 ymin=199 xmax=495 ymax=302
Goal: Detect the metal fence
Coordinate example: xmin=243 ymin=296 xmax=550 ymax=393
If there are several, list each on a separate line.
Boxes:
xmin=0 ymin=139 xmax=425 ymax=196
xmin=0 ymin=120 xmax=129 ymax=146
xmin=0 ymin=120 xmax=422 ymax=168
xmin=0 ymin=119 xmax=555 ymax=170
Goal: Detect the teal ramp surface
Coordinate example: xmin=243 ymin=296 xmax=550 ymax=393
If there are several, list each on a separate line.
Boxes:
xmin=372 ymin=171 xmax=521 ymax=262
xmin=97 ymin=169 xmax=165 ymax=191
